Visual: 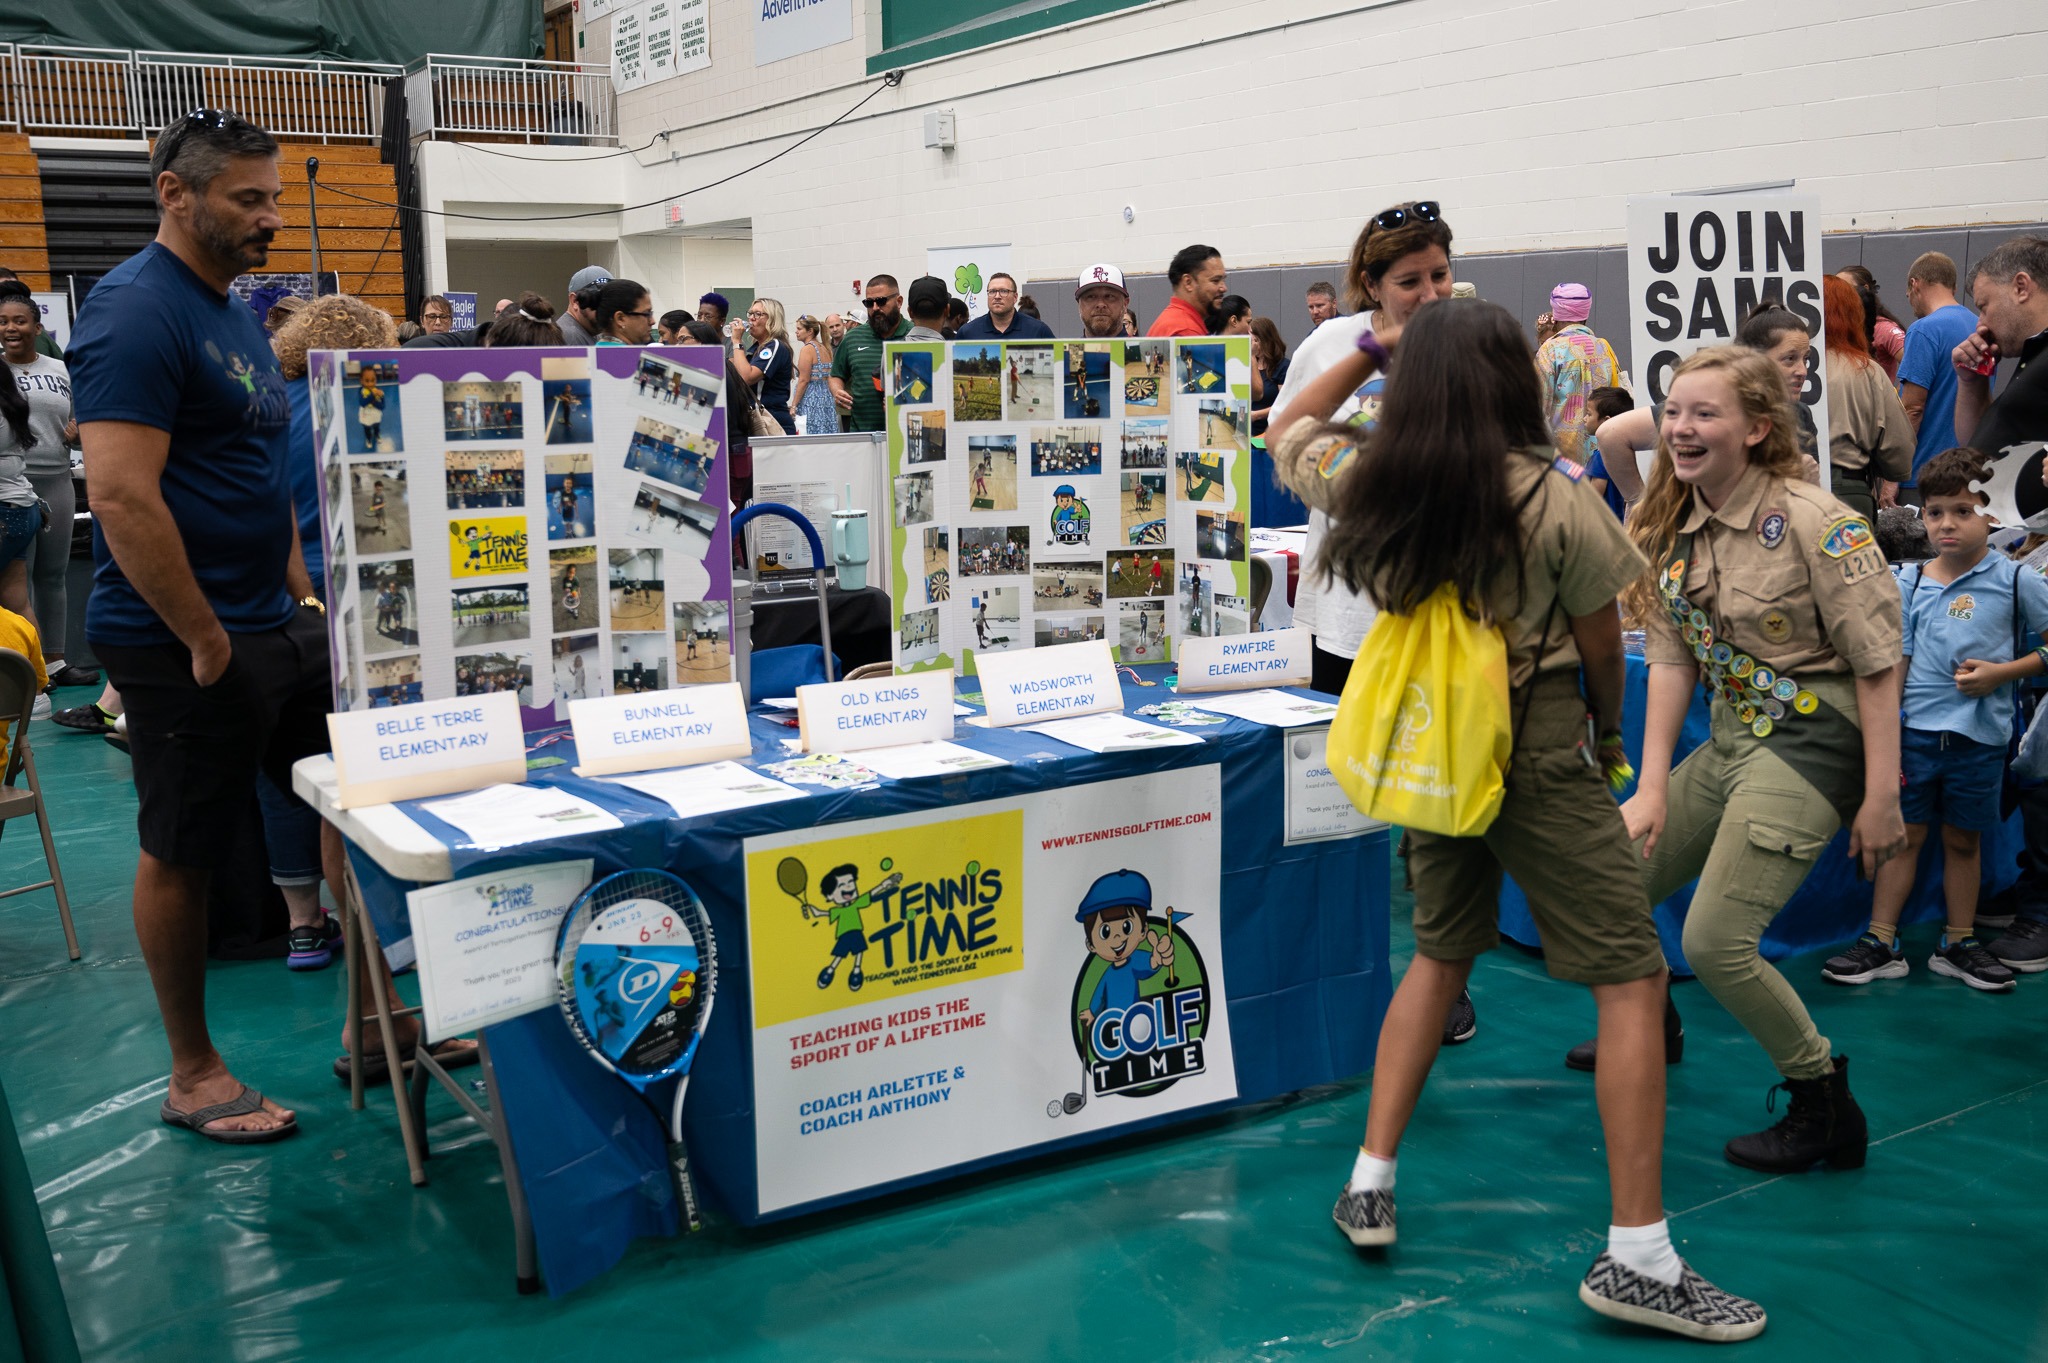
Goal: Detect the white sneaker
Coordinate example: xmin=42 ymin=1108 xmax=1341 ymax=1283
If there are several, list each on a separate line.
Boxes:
xmin=31 ymin=690 xmax=50 ymax=720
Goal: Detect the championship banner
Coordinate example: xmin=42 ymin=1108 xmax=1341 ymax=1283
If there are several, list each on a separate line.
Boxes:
xmin=307 ymin=345 xmax=734 ymax=726
xmin=883 ymin=336 xmax=1255 ymax=673
xmin=743 ymin=766 xmax=1233 ymax=1215
xmin=1626 ymin=192 xmax=1828 ymax=472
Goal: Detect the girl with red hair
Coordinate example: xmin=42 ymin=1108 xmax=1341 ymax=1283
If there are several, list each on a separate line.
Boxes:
xmin=1823 ymin=274 xmax=1913 ymax=517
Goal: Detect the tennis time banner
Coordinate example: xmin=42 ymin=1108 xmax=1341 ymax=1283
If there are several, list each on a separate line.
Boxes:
xmin=741 ymin=766 xmax=1235 ymax=1215
xmin=882 ymin=336 xmax=1255 ymax=673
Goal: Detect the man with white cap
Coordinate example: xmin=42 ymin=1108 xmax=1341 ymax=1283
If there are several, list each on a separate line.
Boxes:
xmin=1075 ymin=263 xmax=1130 ymax=339
xmin=559 ymin=265 xmax=611 ymax=347
xmin=1533 ymin=281 xmax=1623 ymax=458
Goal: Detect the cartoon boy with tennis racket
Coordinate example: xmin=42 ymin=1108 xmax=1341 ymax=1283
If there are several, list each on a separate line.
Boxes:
xmin=809 ymin=863 xmax=904 ymax=993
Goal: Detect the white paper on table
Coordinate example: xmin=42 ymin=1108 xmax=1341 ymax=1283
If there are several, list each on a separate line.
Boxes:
xmin=410 ymin=858 xmax=593 ymax=1042
xmin=1181 ymin=689 xmax=1340 ymax=728
xmin=1021 ymin=713 xmax=1205 ymax=753
xmin=418 ymin=783 xmax=624 ymax=847
xmin=846 ymin=740 xmax=1009 ymax=780
xmin=600 ymin=761 xmax=808 ymax=819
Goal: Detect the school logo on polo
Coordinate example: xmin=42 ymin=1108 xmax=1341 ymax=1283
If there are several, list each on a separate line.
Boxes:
xmin=1949 ymin=593 xmax=1976 ymax=620
xmin=1062 ymin=869 xmax=1212 ymax=1109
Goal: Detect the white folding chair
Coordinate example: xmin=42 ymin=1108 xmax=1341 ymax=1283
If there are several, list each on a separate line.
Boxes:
xmin=0 ymin=649 xmax=79 ymax=959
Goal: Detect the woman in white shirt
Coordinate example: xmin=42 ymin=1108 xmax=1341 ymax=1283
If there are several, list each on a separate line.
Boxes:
xmin=0 ymin=292 xmax=65 ymax=660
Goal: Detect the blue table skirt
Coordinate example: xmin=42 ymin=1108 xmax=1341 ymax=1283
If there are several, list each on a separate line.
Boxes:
xmin=344 ymin=672 xmax=1391 ymax=1295
xmin=1499 ymin=654 xmax=2022 ymax=972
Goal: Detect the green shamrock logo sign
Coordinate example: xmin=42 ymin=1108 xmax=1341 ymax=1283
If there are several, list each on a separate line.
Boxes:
xmin=955 ymin=264 xmax=983 ymax=296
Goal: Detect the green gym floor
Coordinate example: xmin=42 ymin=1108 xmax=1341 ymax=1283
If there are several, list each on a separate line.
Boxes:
xmin=5 ymin=713 xmax=2047 ymax=1363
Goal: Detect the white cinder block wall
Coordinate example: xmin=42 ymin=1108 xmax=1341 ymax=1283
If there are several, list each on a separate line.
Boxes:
xmin=425 ymin=0 xmax=2048 ymax=318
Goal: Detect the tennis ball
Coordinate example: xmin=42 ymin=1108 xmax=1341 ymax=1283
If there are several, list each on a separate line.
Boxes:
xmin=880 ymin=857 xmax=894 ymax=872
xmin=966 ymin=861 xmax=980 ymax=876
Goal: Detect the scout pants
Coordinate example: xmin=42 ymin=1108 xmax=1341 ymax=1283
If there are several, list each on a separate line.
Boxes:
xmin=1640 ymin=676 xmax=1859 ymax=1080
xmin=1408 ymin=674 xmax=1667 ymax=986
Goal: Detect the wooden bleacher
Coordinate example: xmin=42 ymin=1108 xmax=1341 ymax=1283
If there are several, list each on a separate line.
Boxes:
xmin=0 ymin=134 xmax=51 ymax=290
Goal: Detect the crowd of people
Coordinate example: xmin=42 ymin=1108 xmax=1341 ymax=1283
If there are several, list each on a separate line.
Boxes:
xmin=16 ymin=104 xmax=2048 ymax=1346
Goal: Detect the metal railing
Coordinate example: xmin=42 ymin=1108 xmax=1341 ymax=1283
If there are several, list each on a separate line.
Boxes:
xmin=405 ymin=55 xmax=616 ymax=146
xmin=0 ymin=44 xmax=614 ymax=146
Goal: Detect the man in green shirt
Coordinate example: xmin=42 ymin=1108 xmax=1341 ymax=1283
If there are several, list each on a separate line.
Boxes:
xmin=829 ymin=274 xmax=911 ymax=433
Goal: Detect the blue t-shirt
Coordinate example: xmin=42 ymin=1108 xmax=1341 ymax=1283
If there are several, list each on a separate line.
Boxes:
xmin=70 ymin=243 xmax=296 ymax=646
xmin=1088 ymin=950 xmax=1160 ymax=1016
xmin=1897 ymin=304 xmax=1988 ymax=485
xmin=1898 ymin=552 xmax=2048 ymax=747
xmin=1583 ymin=447 xmax=1629 ymax=520
xmin=287 ymin=378 xmax=324 ymax=601
xmin=954 ymin=310 xmax=1056 ymax=341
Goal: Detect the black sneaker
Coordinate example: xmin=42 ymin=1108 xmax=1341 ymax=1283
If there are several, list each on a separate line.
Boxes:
xmin=46 ymin=662 xmax=101 ymax=689
xmin=1976 ymin=888 xmax=2019 ymax=933
xmin=1988 ymin=918 xmax=2048 ymax=974
xmin=1579 ymin=1252 xmax=1767 ymax=1341
xmin=1331 ymin=1186 xmax=1396 ymax=1247
xmin=1822 ymin=933 xmax=1908 ymax=985
xmin=1442 ymin=988 xmax=1476 ymax=1045
xmin=286 ymin=915 xmax=343 ymax=971
xmin=1928 ymin=937 xmax=2017 ymax=992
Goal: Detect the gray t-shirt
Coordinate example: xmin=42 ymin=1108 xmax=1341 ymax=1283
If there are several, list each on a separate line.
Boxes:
xmin=0 ymin=353 xmax=70 ymax=500
xmin=558 ymin=311 xmax=596 ymax=347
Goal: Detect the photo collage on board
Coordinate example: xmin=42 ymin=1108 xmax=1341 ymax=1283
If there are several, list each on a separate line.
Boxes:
xmin=884 ymin=335 xmax=1252 ymax=671
xmin=312 ymin=345 xmax=734 ymax=723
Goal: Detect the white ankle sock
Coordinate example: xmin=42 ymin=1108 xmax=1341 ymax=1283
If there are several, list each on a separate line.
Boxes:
xmin=1607 ymin=1219 xmax=1683 ymax=1286
xmin=1348 ymin=1149 xmax=1395 ymax=1193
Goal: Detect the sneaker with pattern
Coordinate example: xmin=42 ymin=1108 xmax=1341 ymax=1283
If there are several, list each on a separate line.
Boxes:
xmin=1330 ymin=1186 xmax=1395 ymax=1247
xmin=1928 ymin=937 xmax=2017 ymax=992
xmin=1822 ymin=932 xmax=1908 ymax=985
xmin=1579 ymin=1252 xmax=1767 ymax=1342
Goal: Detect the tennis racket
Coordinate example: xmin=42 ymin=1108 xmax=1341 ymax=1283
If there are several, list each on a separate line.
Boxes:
xmin=555 ymin=868 xmax=718 ymax=1232
xmin=775 ymin=856 xmax=815 ymax=923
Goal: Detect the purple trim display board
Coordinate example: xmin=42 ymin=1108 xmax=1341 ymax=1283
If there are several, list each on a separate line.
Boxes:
xmin=308 ymin=345 xmax=734 ymax=728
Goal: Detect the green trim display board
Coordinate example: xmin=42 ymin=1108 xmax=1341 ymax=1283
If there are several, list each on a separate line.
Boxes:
xmin=883 ymin=336 xmax=1254 ymax=675
xmin=871 ymin=0 xmax=1153 ymax=72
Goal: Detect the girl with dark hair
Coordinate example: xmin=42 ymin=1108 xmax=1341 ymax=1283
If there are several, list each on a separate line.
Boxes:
xmin=1289 ymin=300 xmax=1764 ymax=1341
xmin=1835 ymin=264 xmax=1906 ymax=381
xmin=1206 ymin=293 xmax=1252 ymax=335
xmin=1821 ymin=275 xmax=1913 ymax=517
xmin=0 ymin=289 xmax=91 ymax=687
xmin=0 ymin=293 xmax=48 ymax=632
xmin=1617 ymin=344 xmax=1902 ymax=1177
xmin=1248 ymin=316 xmax=1302 ymax=526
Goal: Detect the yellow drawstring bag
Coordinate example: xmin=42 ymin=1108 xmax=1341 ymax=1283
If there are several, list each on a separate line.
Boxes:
xmin=1326 ymin=582 xmax=1514 ymax=838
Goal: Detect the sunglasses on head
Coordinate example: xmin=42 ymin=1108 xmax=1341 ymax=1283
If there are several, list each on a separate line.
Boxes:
xmin=158 ymin=107 xmax=254 ymax=163
xmin=1370 ymin=200 xmax=1442 ymax=233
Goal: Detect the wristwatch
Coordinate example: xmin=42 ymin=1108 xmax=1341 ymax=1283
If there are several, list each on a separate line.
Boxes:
xmin=1354 ymin=329 xmax=1390 ymax=369
xmin=298 ymin=595 xmax=326 ymax=615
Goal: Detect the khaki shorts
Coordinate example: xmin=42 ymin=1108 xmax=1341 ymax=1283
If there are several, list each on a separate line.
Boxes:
xmin=1408 ymin=673 xmax=1666 ymax=985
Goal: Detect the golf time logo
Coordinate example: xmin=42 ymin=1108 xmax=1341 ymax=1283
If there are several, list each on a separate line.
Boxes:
xmin=1048 ymin=483 xmax=1092 ymax=546
xmin=1050 ymin=868 xmax=1211 ymax=1117
xmin=747 ymin=808 xmax=1025 ymax=1028
xmin=448 ymin=515 xmax=529 ymax=579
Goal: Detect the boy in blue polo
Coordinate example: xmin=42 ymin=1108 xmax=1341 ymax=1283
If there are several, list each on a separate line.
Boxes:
xmin=1825 ymin=448 xmax=2048 ymax=991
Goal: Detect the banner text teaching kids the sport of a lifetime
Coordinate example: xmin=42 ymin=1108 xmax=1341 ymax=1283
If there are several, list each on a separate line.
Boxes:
xmin=742 ymin=767 xmax=1233 ymax=1215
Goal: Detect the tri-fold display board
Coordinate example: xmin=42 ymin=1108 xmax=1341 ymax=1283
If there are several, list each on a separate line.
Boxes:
xmin=882 ymin=337 xmax=1256 ymax=673
xmin=308 ymin=345 xmax=735 ymax=726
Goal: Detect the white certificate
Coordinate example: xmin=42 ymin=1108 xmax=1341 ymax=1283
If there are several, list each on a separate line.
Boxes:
xmin=1283 ymin=726 xmax=1381 ymax=843
xmin=410 ymin=859 xmax=593 ymax=1042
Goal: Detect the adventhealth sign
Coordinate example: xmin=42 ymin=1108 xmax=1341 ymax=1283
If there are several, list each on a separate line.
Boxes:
xmin=755 ymin=0 xmax=851 ymax=64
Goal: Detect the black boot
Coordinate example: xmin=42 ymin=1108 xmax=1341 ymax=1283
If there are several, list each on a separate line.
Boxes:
xmin=1723 ymin=1055 xmax=1867 ymax=1173
xmin=1563 ymin=985 xmax=1683 ymax=1071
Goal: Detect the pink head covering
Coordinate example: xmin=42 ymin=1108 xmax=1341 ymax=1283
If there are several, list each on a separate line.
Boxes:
xmin=1550 ymin=283 xmax=1592 ymax=323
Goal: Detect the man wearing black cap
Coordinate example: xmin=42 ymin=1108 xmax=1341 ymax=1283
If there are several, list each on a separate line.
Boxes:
xmin=905 ymin=275 xmax=950 ymax=342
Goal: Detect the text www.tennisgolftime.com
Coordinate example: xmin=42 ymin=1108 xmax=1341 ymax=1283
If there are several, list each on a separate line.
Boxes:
xmin=1041 ymin=811 xmax=1212 ymax=850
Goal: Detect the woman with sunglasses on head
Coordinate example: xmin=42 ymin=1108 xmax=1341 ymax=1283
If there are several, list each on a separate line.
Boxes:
xmin=1293 ymin=301 xmax=1765 ymax=1341
xmin=1269 ymin=199 xmax=1474 ymax=1040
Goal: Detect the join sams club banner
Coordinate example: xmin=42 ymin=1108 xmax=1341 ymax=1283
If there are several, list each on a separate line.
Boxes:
xmin=742 ymin=766 xmax=1233 ymax=1215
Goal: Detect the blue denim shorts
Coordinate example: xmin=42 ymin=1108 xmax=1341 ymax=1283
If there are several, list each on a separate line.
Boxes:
xmin=1900 ymin=726 xmax=2007 ymax=833
xmin=0 ymin=500 xmax=38 ymax=571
